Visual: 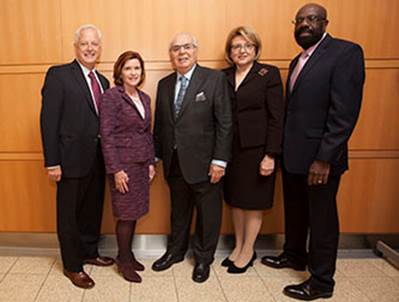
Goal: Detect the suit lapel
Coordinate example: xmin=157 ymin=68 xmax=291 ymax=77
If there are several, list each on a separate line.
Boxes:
xmin=177 ymin=65 xmax=205 ymax=119
xmin=166 ymin=74 xmax=177 ymax=122
xmin=237 ymin=61 xmax=260 ymax=89
xmin=291 ymin=34 xmax=332 ymax=93
xmin=95 ymin=70 xmax=108 ymax=91
xmin=225 ymin=66 xmax=235 ymax=90
xmin=70 ymin=60 xmax=97 ymax=115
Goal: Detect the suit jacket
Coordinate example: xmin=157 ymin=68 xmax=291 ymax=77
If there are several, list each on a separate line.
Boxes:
xmin=40 ymin=59 xmax=110 ymax=177
xmin=153 ymin=65 xmax=233 ymax=184
xmin=100 ymin=86 xmax=154 ymax=174
xmin=283 ymin=34 xmax=365 ymax=175
xmin=224 ymin=61 xmax=284 ymax=154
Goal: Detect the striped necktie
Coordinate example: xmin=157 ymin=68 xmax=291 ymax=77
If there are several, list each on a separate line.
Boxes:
xmin=175 ymin=76 xmax=188 ymax=116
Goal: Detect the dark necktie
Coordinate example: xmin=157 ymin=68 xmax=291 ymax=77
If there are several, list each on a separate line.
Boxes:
xmin=88 ymin=71 xmax=101 ymax=113
xmin=175 ymin=76 xmax=188 ymax=116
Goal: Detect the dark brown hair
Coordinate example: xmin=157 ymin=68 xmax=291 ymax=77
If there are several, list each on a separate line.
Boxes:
xmin=113 ymin=51 xmax=145 ymax=86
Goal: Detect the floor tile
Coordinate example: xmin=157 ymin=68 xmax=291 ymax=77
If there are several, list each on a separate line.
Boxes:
xmin=9 ymin=256 xmax=55 ymax=274
xmin=0 ymin=273 xmax=46 ymax=302
xmin=35 ymin=274 xmax=84 ymax=302
xmin=254 ymin=262 xmax=310 ymax=279
xmin=261 ymin=276 xmax=307 ymax=302
xmin=350 ymin=277 xmax=399 ymax=302
xmin=82 ymin=275 xmax=130 ymax=302
xmin=172 ymin=258 xmax=214 ymax=279
xmin=336 ymin=259 xmax=386 ymax=278
xmin=175 ymin=275 xmax=227 ymax=302
xmin=213 ymin=261 xmax=258 ymax=278
xmin=50 ymin=259 xmax=94 ymax=276
xmin=0 ymin=274 xmax=5 ymax=283
xmin=130 ymin=276 xmax=178 ymax=302
xmin=0 ymin=256 xmax=17 ymax=274
xmin=139 ymin=258 xmax=173 ymax=277
xmin=262 ymin=276 xmax=370 ymax=302
xmin=90 ymin=264 xmax=119 ymax=277
xmin=368 ymin=258 xmax=399 ymax=277
xmin=219 ymin=276 xmax=274 ymax=302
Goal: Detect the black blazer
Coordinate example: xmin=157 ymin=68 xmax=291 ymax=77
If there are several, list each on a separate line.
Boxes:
xmin=283 ymin=34 xmax=365 ymax=175
xmin=40 ymin=60 xmax=110 ymax=177
xmin=153 ymin=65 xmax=233 ymax=184
xmin=224 ymin=61 xmax=284 ymax=154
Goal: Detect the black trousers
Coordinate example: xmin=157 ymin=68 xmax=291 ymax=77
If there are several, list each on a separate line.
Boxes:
xmin=166 ymin=151 xmax=223 ymax=265
xmin=282 ymin=168 xmax=341 ymax=291
xmin=56 ymin=146 xmax=105 ymax=272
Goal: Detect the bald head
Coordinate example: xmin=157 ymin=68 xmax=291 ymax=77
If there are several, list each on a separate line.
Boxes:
xmin=294 ymin=2 xmax=329 ymax=49
xmin=169 ymin=32 xmax=198 ymax=74
xmin=296 ymin=3 xmax=327 ymax=20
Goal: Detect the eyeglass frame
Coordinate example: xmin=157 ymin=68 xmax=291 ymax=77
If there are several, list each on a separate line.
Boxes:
xmin=169 ymin=43 xmax=197 ymax=53
xmin=230 ymin=43 xmax=256 ymax=52
xmin=292 ymin=15 xmax=327 ymax=25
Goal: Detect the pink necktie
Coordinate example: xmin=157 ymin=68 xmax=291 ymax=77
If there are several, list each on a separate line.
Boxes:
xmin=289 ymin=52 xmax=309 ymax=92
xmin=88 ymin=71 xmax=101 ymax=113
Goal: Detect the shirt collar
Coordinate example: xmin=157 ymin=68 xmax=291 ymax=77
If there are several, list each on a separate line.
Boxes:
xmin=303 ymin=32 xmax=327 ymax=57
xmin=177 ymin=64 xmax=197 ymax=81
xmin=76 ymin=59 xmax=97 ymax=76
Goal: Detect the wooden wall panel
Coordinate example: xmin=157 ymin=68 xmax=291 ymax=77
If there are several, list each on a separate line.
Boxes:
xmin=350 ymin=69 xmax=399 ymax=150
xmin=60 ymin=0 xmax=228 ymax=62
xmin=0 ymin=0 xmax=62 ymax=64
xmin=338 ymin=159 xmax=399 ymax=233
xmin=0 ymin=0 xmax=398 ymax=234
xmin=0 ymin=74 xmax=44 ymax=152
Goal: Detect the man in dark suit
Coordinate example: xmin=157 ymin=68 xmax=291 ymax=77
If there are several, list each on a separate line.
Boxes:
xmin=152 ymin=33 xmax=232 ymax=282
xmin=261 ymin=3 xmax=365 ymax=300
xmin=40 ymin=24 xmax=114 ymax=289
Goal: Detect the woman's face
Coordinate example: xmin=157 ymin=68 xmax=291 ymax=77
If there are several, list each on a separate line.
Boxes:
xmin=121 ymin=58 xmax=142 ymax=88
xmin=230 ymin=35 xmax=256 ymax=68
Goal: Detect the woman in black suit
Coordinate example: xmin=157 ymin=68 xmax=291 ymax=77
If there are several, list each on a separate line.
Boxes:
xmin=222 ymin=26 xmax=285 ymax=273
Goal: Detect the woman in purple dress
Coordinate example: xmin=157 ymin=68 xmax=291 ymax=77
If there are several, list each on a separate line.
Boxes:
xmin=100 ymin=51 xmax=155 ymax=282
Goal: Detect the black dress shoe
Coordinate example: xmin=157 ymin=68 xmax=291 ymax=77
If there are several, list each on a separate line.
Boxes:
xmin=221 ymin=257 xmax=234 ymax=267
xmin=227 ymin=251 xmax=257 ymax=274
xmin=283 ymin=279 xmax=333 ymax=301
xmin=261 ymin=253 xmax=306 ymax=271
xmin=192 ymin=263 xmax=210 ymax=283
xmin=151 ymin=252 xmax=184 ymax=271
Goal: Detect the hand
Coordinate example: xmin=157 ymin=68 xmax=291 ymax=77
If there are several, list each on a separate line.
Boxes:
xmin=114 ymin=170 xmax=129 ymax=194
xmin=149 ymin=165 xmax=156 ymax=182
xmin=308 ymin=160 xmax=330 ymax=186
xmin=259 ymin=154 xmax=275 ymax=176
xmin=208 ymin=164 xmax=225 ymax=184
xmin=47 ymin=166 xmax=62 ymax=182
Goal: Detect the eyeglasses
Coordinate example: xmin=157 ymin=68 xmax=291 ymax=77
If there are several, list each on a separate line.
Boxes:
xmin=292 ymin=15 xmax=326 ymax=25
xmin=230 ymin=43 xmax=255 ymax=51
xmin=170 ymin=43 xmax=196 ymax=52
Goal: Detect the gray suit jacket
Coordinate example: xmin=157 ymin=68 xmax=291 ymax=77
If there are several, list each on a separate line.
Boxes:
xmin=154 ymin=65 xmax=232 ymax=184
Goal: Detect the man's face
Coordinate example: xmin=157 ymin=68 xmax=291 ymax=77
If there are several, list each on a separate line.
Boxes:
xmin=74 ymin=28 xmax=101 ymax=69
xmin=294 ymin=5 xmax=328 ymax=49
xmin=169 ymin=33 xmax=198 ymax=74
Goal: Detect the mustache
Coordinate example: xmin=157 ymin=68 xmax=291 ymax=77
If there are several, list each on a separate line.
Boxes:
xmin=296 ymin=27 xmax=313 ymax=35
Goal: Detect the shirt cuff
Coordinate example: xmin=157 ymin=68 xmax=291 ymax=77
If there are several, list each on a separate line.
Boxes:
xmin=46 ymin=165 xmax=61 ymax=170
xmin=211 ymin=159 xmax=227 ymax=168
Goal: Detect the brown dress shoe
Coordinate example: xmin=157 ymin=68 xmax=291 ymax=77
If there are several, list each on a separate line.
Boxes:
xmin=84 ymin=256 xmax=115 ymax=266
xmin=63 ymin=270 xmax=95 ymax=289
xmin=131 ymin=255 xmax=145 ymax=271
xmin=116 ymin=258 xmax=142 ymax=283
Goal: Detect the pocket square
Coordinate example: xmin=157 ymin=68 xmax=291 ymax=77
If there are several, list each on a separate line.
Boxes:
xmin=195 ymin=92 xmax=207 ymax=102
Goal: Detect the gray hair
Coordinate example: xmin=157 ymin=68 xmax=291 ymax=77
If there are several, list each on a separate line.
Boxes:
xmin=169 ymin=32 xmax=198 ymax=50
xmin=74 ymin=24 xmax=102 ymax=44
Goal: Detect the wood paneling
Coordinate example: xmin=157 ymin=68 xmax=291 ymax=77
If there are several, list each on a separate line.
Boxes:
xmin=0 ymin=0 xmax=62 ymax=64
xmin=0 ymin=0 xmax=398 ymax=234
xmin=0 ymin=74 xmax=44 ymax=152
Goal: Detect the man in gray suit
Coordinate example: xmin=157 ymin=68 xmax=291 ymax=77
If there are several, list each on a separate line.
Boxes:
xmin=152 ymin=33 xmax=232 ymax=282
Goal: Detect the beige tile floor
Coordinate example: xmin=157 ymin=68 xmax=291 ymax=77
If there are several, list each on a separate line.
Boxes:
xmin=0 ymin=256 xmax=398 ymax=302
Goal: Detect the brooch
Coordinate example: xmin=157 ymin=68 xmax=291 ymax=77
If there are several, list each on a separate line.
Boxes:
xmin=258 ymin=68 xmax=268 ymax=76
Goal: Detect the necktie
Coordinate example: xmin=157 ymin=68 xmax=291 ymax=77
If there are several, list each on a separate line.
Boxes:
xmin=88 ymin=71 xmax=101 ymax=113
xmin=289 ymin=52 xmax=309 ymax=92
xmin=175 ymin=76 xmax=188 ymax=116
